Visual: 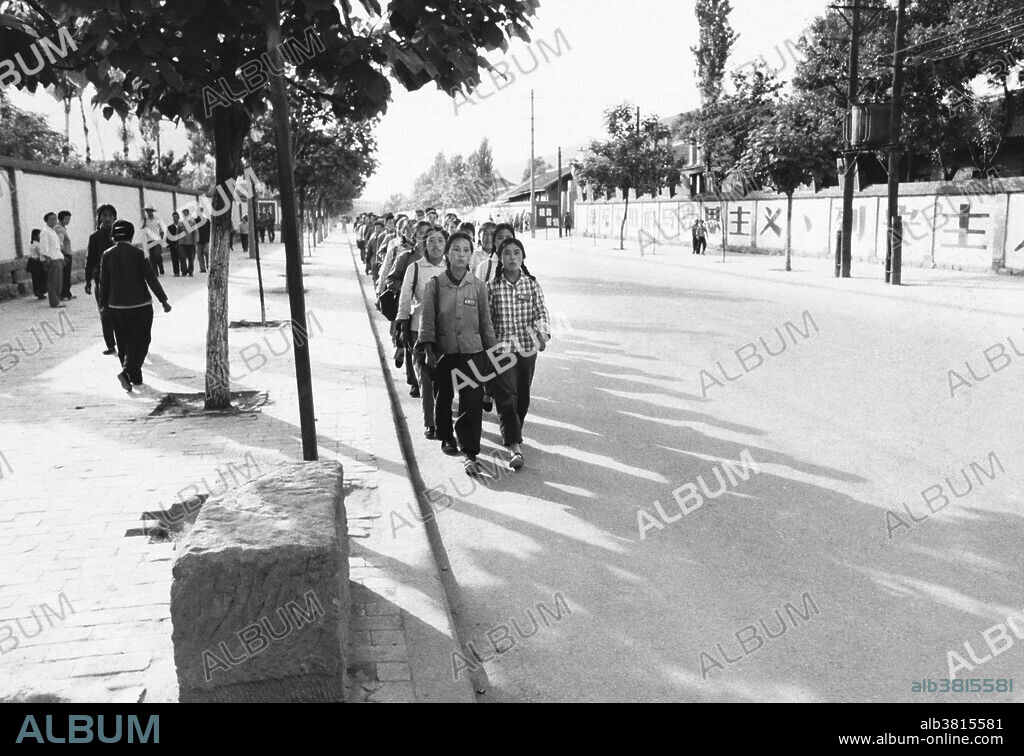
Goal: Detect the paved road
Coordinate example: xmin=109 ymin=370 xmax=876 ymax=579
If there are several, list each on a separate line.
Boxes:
xmin=388 ymin=236 xmax=1024 ymax=702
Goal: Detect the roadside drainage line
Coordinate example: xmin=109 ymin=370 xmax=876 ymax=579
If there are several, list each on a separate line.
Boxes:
xmin=348 ymin=240 xmax=489 ymax=699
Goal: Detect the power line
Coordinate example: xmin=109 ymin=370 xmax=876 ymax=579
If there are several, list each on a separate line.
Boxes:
xmin=867 ymin=8 xmax=1024 ymax=65
xmin=906 ymin=20 xmax=1024 ymax=64
xmin=910 ymin=24 xmax=1024 ymax=66
xmin=892 ymin=4 xmax=1024 ymax=58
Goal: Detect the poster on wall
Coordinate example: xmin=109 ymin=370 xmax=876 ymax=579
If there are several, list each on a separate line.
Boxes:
xmin=659 ymin=203 xmax=680 ymax=241
xmin=257 ymin=200 xmax=277 ymax=224
xmin=790 ymin=198 xmax=831 ymax=256
xmin=728 ymin=201 xmax=755 ymax=244
xmin=931 ymin=194 xmax=999 ymax=270
xmin=1004 ymin=194 xmax=1024 ymax=270
xmin=754 ymin=199 xmax=788 ymax=251
xmin=703 ymin=203 xmax=724 ymax=247
xmin=892 ymin=195 xmax=938 ymax=268
xmin=831 ymin=197 xmax=879 ymax=261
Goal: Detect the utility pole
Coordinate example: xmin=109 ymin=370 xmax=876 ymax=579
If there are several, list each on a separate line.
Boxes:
xmin=839 ymin=0 xmax=861 ymax=278
xmin=886 ymin=0 xmax=907 ymax=285
xmin=530 ymin=89 xmax=536 ymax=239
xmin=265 ymin=0 xmax=318 ymax=461
xmin=557 ymin=146 xmax=563 ymax=238
xmin=247 ymin=136 xmax=266 ymax=325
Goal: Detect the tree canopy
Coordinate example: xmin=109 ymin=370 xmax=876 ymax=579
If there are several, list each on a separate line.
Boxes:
xmin=0 ymin=90 xmax=70 ymax=163
xmin=691 ymin=0 xmax=738 ymax=106
xmin=3 ymin=0 xmax=541 ymax=411
xmin=575 ymin=102 xmax=682 ymax=249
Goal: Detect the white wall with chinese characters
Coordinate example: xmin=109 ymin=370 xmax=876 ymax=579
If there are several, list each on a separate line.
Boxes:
xmin=575 ymin=180 xmax=1024 ymax=272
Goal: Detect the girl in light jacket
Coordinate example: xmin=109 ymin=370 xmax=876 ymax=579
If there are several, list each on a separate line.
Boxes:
xmin=418 ymin=232 xmax=496 ymax=476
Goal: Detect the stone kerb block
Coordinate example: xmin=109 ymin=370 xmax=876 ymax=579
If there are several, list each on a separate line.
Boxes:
xmin=171 ymin=461 xmax=349 ymax=703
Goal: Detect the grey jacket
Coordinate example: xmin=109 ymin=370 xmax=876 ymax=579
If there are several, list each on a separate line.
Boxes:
xmin=417 ymin=270 xmax=496 ymax=355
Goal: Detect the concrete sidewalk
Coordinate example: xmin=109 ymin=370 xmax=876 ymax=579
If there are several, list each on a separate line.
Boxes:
xmin=0 ymin=231 xmax=472 ymax=703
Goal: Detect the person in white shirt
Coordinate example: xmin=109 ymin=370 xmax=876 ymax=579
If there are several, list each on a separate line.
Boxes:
xmin=396 ymin=226 xmax=447 ymax=438
xmin=55 ymin=210 xmax=75 ymax=300
xmin=139 ymin=207 xmax=167 ymax=275
xmin=39 ymin=213 xmax=65 ymax=308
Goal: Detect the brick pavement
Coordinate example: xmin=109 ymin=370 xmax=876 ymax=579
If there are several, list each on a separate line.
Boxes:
xmin=0 ymin=230 xmax=473 ymax=703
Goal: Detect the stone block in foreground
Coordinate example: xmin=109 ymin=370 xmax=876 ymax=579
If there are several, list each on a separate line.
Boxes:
xmin=171 ymin=461 xmax=349 ymax=703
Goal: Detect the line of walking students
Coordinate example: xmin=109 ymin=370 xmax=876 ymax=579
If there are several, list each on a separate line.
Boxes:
xmin=356 ymin=211 xmax=551 ymax=477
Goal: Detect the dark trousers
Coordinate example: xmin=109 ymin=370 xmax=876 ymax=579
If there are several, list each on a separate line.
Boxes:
xmin=432 ymin=353 xmax=486 ymax=457
xmin=181 ymin=245 xmax=195 ymax=275
xmin=693 ymin=237 xmax=706 ymax=255
xmin=43 ymin=258 xmax=63 ymax=307
xmin=92 ymin=279 xmax=116 ymax=351
xmin=267 ymin=225 xmax=275 ymax=242
xmin=410 ymin=332 xmax=434 ymax=428
xmin=391 ymin=322 xmax=417 ymax=388
xmin=149 ymin=244 xmax=164 ymax=275
xmin=168 ymin=242 xmax=181 ymax=276
xmin=197 ymin=242 xmax=209 ymax=272
xmin=240 ymin=234 xmax=249 ymax=253
xmin=110 ymin=305 xmax=154 ymax=384
xmin=406 ymin=344 xmax=417 ymax=387
xmin=493 ymin=352 xmax=537 ymax=446
xmin=61 ymin=254 xmax=73 ymax=298
xmin=258 ymin=226 xmax=266 ymax=243
xmin=30 ymin=262 xmax=47 ymax=298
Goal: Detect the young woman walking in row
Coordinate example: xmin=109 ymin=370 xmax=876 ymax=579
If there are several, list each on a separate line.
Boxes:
xmin=417 ymin=232 xmax=496 ymax=476
xmin=397 ymin=225 xmax=448 ymax=436
xmin=487 ymin=238 xmax=550 ymax=470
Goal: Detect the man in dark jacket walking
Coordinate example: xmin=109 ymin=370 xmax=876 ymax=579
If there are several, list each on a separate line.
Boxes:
xmin=84 ymin=204 xmax=118 ymax=356
xmin=99 ymin=220 xmax=172 ymax=393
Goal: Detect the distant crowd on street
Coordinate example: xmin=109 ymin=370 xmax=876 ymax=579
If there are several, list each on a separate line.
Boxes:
xmin=355 ymin=208 xmax=552 ymax=476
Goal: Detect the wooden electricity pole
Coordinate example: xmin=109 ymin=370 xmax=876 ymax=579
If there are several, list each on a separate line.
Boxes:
xmin=530 ymin=89 xmax=536 ymax=239
xmin=265 ymin=0 xmax=318 ymax=461
xmin=886 ymin=0 xmax=907 ymax=285
xmin=839 ymin=0 xmax=861 ymax=279
xmin=557 ymin=146 xmax=563 ymax=238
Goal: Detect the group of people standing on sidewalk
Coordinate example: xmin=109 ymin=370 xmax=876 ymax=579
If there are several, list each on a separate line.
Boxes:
xmin=25 ymin=210 xmax=76 ymax=308
xmin=356 ymin=210 xmax=551 ymax=476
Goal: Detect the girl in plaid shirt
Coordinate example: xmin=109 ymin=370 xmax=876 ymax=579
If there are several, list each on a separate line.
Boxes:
xmin=487 ymin=238 xmax=550 ymax=470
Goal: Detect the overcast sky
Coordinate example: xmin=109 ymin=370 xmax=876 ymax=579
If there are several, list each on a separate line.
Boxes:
xmin=6 ymin=0 xmax=830 ymax=201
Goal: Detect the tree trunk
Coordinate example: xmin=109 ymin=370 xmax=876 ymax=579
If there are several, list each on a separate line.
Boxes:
xmin=299 ymin=191 xmax=306 ymax=258
xmin=78 ymin=95 xmax=91 ymax=164
xmin=785 ymin=191 xmax=793 ymax=272
xmin=63 ymin=95 xmax=71 ymax=163
xmin=619 ymin=192 xmax=629 ymax=250
xmin=721 ymin=198 xmax=727 ymax=263
xmin=120 ymin=114 xmax=130 ymax=163
xmin=205 ymin=108 xmax=248 ymax=410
